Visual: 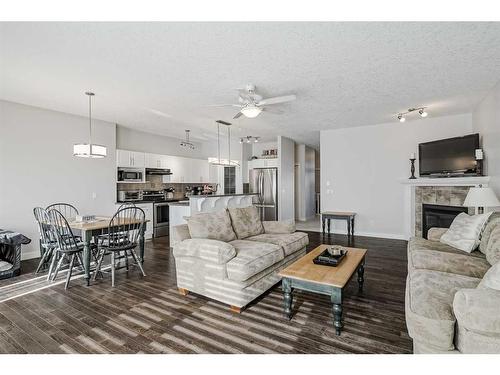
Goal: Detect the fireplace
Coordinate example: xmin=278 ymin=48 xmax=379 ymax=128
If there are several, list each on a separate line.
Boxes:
xmin=422 ymin=204 xmax=468 ymax=239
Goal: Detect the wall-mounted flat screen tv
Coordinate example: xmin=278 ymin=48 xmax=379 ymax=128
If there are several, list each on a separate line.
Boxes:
xmin=419 ymin=134 xmax=479 ymax=177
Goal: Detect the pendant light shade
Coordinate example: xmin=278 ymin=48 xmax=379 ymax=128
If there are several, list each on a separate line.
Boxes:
xmin=73 ymin=92 xmax=107 ymax=158
xmin=209 ymin=120 xmax=240 ymax=167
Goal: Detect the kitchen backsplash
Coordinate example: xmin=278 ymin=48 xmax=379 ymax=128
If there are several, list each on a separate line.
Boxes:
xmin=117 ymin=175 xmax=215 ymax=200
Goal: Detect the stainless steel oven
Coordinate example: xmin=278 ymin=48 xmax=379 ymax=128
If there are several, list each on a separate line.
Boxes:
xmin=153 ymin=202 xmax=169 ymax=237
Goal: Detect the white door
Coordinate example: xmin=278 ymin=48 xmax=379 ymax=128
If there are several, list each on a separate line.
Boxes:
xmin=146 ymin=153 xmax=162 ymax=168
xmin=130 ymin=151 xmax=145 ymax=168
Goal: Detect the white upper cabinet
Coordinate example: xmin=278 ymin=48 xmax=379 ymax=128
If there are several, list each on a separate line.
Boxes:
xmin=117 ymin=149 xmax=210 ymax=183
xmin=248 ymin=158 xmax=278 ymax=169
xmin=146 ymin=153 xmax=163 ymax=168
xmin=117 ymin=150 xmax=145 ymax=168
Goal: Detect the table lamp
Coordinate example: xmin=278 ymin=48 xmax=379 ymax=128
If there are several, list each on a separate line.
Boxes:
xmin=463 ymin=186 xmax=500 ymax=214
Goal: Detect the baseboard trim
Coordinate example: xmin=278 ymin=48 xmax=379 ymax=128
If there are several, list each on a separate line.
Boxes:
xmin=327 ymin=229 xmax=406 ymax=240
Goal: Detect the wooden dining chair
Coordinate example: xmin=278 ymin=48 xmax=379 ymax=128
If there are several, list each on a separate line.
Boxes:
xmin=93 ymin=206 xmax=146 ymax=287
xmin=46 ymin=203 xmax=79 ymax=221
xmin=47 ymin=208 xmax=85 ymax=289
xmin=33 ymin=207 xmax=57 ymax=275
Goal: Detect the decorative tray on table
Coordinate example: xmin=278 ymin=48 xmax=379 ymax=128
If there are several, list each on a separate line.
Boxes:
xmin=313 ymin=246 xmax=347 ymax=267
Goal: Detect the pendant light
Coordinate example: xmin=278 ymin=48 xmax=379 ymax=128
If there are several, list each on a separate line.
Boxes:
xmin=73 ymin=92 xmax=107 ymax=158
xmin=208 ymin=120 xmax=240 ymax=167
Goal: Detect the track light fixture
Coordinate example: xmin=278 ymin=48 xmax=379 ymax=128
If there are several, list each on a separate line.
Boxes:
xmin=396 ymin=107 xmax=428 ymax=123
xmin=239 ymin=136 xmax=260 ymax=144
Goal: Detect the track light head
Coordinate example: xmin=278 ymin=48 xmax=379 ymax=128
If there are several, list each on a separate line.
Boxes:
xmin=398 ymin=114 xmax=406 ymax=123
xmin=419 ymin=109 xmax=428 ymax=118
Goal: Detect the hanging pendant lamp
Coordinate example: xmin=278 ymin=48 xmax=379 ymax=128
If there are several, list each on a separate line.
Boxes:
xmin=208 ymin=120 xmax=240 ymax=167
xmin=73 ymin=92 xmax=107 ymax=158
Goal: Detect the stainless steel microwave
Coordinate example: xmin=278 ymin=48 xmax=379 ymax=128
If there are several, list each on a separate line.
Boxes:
xmin=117 ymin=169 xmax=143 ymax=182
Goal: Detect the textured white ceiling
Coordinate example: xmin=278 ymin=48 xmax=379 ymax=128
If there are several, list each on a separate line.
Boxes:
xmin=1 ymin=22 xmax=500 ymax=148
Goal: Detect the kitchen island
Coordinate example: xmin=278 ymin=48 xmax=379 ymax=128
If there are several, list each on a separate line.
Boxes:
xmin=168 ymin=193 xmax=258 ymax=242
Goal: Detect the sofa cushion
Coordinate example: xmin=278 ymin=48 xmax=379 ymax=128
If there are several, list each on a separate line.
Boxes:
xmin=247 ymin=232 xmax=309 ymax=256
xmin=173 ymin=238 xmax=236 ymax=264
xmin=262 ymin=220 xmax=296 ymax=234
xmin=405 ymin=269 xmax=481 ymax=351
xmin=227 ymin=206 xmax=264 ymax=239
xmin=484 ymin=224 xmax=500 ymax=266
xmin=479 ymin=212 xmax=500 ymax=254
xmin=226 ymin=240 xmax=283 ymax=282
xmin=408 ymin=236 xmax=486 ymax=258
xmin=186 ymin=209 xmax=236 ymax=242
xmin=440 ymin=212 xmax=492 ymax=253
xmin=478 ymin=261 xmax=500 ymax=290
xmin=408 ymin=248 xmax=490 ymax=278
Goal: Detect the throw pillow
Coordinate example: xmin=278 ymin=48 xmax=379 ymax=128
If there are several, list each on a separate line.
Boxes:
xmin=478 ymin=261 xmax=500 ymax=291
xmin=227 ymin=206 xmax=264 ymax=239
xmin=485 ymin=224 xmax=500 ymax=266
xmin=440 ymin=212 xmax=493 ymax=253
xmin=186 ymin=209 xmax=236 ymax=242
xmin=479 ymin=212 xmax=500 ymax=254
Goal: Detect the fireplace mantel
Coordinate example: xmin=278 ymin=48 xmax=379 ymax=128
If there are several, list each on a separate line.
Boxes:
xmin=400 ymin=176 xmax=490 ymax=187
xmin=400 ymin=176 xmax=491 ymax=239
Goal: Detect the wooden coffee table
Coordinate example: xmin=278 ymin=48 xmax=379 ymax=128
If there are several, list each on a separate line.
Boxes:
xmin=279 ymin=244 xmax=367 ymax=335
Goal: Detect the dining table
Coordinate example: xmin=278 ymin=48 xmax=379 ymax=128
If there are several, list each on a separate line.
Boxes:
xmin=67 ymin=216 xmax=148 ymax=286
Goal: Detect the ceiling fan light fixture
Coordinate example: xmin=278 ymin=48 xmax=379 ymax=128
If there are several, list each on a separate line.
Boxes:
xmin=241 ymin=105 xmax=262 ymax=118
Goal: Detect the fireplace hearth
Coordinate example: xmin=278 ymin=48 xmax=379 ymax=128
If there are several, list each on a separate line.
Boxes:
xmin=422 ymin=204 xmax=468 ymax=239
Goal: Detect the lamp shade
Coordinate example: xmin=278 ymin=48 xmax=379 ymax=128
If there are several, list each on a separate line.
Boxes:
xmin=463 ymin=187 xmax=500 ymax=207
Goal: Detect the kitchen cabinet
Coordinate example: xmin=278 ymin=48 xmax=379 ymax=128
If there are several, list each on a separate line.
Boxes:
xmin=248 ymin=158 xmax=278 ymax=169
xmin=115 ymin=202 xmax=153 ymax=239
xmin=146 ymin=153 xmax=164 ymax=169
xmin=169 ymin=156 xmax=209 ymax=183
xmin=117 ymin=150 xmax=145 ymax=168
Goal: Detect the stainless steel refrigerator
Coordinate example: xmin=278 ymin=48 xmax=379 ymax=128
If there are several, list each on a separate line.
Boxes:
xmin=249 ymin=167 xmax=278 ymax=221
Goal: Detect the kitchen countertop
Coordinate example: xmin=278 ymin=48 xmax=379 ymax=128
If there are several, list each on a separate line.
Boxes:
xmin=116 ymin=199 xmax=182 ymax=205
xmin=188 ymin=193 xmax=258 ymax=199
xmin=168 ymin=201 xmax=190 ymax=206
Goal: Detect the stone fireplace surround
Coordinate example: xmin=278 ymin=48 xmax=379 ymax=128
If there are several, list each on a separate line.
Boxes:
xmin=401 ymin=176 xmax=491 ymax=239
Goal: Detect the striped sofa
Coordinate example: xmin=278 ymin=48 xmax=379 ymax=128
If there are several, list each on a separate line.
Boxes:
xmin=171 ymin=207 xmax=309 ymax=312
xmin=405 ymin=213 xmax=500 ymax=353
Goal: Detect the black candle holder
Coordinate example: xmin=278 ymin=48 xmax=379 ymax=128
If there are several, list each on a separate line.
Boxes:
xmin=409 ymin=158 xmax=416 ymax=179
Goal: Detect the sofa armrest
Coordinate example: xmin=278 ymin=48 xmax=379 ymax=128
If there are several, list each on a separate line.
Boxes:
xmin=453 ymin=288 xmax=500 ymax=335
xmin=173 ymin=238 xmax=236 ymax=264
xmin=262 ymin=220 xmax=296 ymax=234
xmin=170 ymin=224 xmax=191 ymax=248
xmin=427 ymin=227 xmax=448 ymax=242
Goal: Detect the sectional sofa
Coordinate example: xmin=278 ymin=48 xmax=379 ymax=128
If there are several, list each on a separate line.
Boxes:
xmin=405 ymin=213 xmax=500 ymax=353
xmin=171 ymin=206 xmax=309 ymax=312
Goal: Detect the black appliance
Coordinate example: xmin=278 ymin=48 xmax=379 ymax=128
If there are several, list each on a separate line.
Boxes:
xmin=142 ymin=190 xmax=166 ymax=202
xmin=419 ymin=134 xmax=480 ymax=177
xmin=117 ymin=169 xmax=143 ymax=182
xmin=145 ymin=168 xmax=172 ymax=176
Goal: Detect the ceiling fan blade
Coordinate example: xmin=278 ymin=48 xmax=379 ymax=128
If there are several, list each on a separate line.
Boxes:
xmin=206 ymin=104 xmax=241 ymax=108
xmin=262 ymin=107 xmax=284 ymax=114
xmin=257 ymin=94 xmax=296 ymax=106
xmin=233 ymin=111 xmax=243 ymax=119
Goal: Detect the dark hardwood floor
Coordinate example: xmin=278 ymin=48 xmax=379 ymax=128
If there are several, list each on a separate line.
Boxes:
xmin=0 ymin=232 xmax=412 ymax=354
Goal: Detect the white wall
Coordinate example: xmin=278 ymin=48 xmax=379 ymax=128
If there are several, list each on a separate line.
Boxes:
xmin=278 ymin=136 xmax=295 ymax=221
xmin=320 ymin=113 xmax=473 ymax=239
xmin=117 ymin=125 xmax=216 ymax=159
xmin=473 ymin=81 xmax=500 ymax=197
xmin=0 ymin=100 xmax=117 ymax=259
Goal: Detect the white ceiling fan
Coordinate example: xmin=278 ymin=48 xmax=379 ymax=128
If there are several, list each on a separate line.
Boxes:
xmin=208 ymin=83 xmax=296 ymax=119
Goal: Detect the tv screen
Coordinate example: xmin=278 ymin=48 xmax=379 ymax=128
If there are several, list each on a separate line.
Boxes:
xmin=419 ymin=134 xmax=479 ymax=177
